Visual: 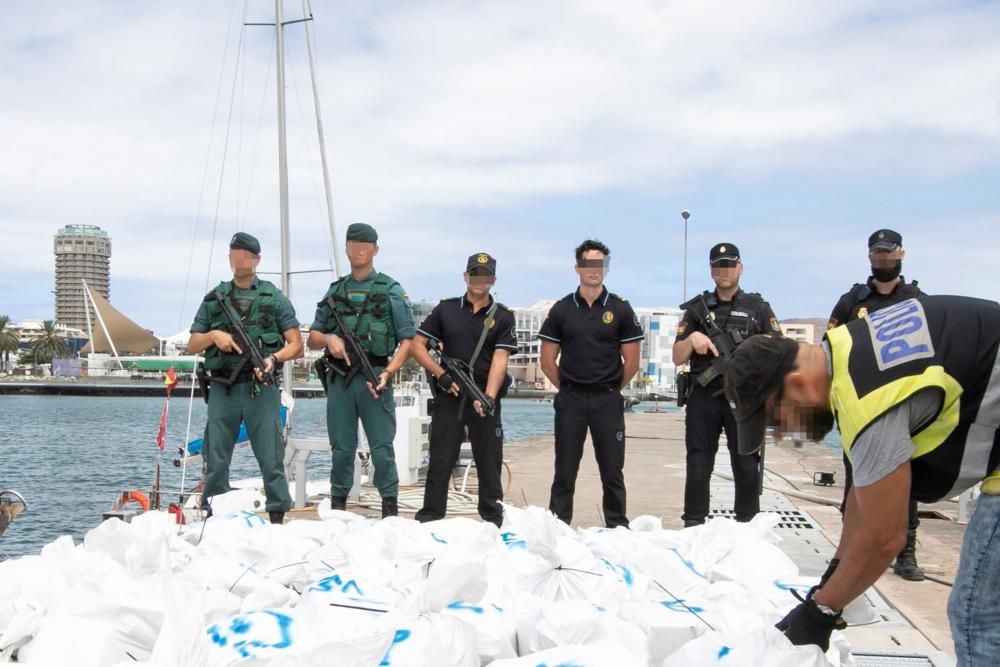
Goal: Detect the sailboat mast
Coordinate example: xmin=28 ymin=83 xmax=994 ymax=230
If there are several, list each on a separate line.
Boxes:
xmin=274 ymin=0 xmax=294 ymax=391
xmin=275 ymin=0 xmax=291 ymax=296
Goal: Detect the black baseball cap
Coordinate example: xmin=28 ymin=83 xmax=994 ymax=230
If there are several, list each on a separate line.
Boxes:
xmin=466 ymin=252 xmax=496 ymax=275
xmin=868 ymin=229 xmax=902 ymax=251
xmin=710 ymin=243 xmax=740 ymax=264
xmin=724 ymin=334 xmax=800 ymax=454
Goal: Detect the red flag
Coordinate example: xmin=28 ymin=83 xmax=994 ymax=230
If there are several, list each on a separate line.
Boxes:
xmin=156 ymin=403 xmax=168 ymax=451
xmin=164 ymin=366 xmax=178 ymax=396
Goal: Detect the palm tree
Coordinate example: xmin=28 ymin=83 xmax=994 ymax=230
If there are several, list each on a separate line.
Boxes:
xmin=0 ymin=315 xmax=20 ymax=372
xmin=30 ymin=320 xmax=69 ymax=365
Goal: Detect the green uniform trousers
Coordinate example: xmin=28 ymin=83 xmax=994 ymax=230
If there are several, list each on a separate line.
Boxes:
xmin=326 ymin=368 xmax=398 ymax=498
xmin=203 ymin=380 xmax=292 ymax=512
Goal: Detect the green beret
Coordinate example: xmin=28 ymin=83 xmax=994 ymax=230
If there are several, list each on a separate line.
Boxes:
xmin=229 ymin=231 xmax=260 ymax=254
xmin=346 ymin=222 xmax=378 ymax=243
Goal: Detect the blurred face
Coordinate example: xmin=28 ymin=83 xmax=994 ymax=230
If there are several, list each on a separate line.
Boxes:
xmin=710 ymin=259 xmax=742 ymax=290
xmin=345 ymin=240 xmax=378 ymax=269
xmin=766 ymin=371 xmax=835 ymax=442
xmin=464 ymin=267 xmax=495 ymax=297
xmin=576 ymin=250 xmax=609 ymax=287
xmin=229 ymin=248 xmax=260 ymax=278
xmin=868 ymin=246 xmax=905 ymax=268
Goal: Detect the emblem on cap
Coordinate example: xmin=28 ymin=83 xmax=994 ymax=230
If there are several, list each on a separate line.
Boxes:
xmin=231 ymin=235 xmax=238 ymax=245
xmin=719 ymin=245 xmax=727 ymax=253
xmin=878 ymin=232 xmax=885 ymax=239
xmin=477 ymin=253 xmax=488 ymax=264
xmin=602 ymin=310 xmax=614 ymax=324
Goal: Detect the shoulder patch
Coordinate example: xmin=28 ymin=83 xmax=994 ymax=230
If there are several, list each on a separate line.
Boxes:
xmin=827 ymin=318 xmax=839 ymax=330
xmin=496 ymin=302 xmax=514 ymax=313
xmin=677 ymin=321 xmax=688 ymax=336
xmin=770 ymin=317 xmax=781 ymax=333
xmin=609 ymin=292 xmax=628 ymax=303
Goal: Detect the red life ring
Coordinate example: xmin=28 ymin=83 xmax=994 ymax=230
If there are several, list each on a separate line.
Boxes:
xmin=113 ymin=490 xmax=150 ymax=512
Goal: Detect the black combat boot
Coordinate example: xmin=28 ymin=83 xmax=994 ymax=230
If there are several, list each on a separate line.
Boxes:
xmin=268 ymin=511 xmax=285 ymax=525
xmin=330 ymin=496 xmax=347 ymax=511
xmin=382 ymin=497 xmax=398 ymax=518
xmin=892 ymin=529 xmax=925 ymax=581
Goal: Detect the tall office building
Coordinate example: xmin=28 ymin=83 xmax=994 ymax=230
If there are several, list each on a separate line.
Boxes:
xmin=54 ymin=225 xmax=111 ymax=330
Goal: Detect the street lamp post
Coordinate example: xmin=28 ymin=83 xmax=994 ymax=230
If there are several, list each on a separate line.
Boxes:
xmin=681 ymin=209 xmax=691 ymax=302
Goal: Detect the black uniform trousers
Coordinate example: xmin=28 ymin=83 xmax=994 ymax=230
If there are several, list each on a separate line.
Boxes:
xmin=549 ymin=383 xmax=628 ymax=528
xmin=415 ymin=392 xmax=504 ymax=527
xmin=842 ymin=455 xmax=919 ymax=531
xmin=682 ymin=384 xmax=760 ymax=525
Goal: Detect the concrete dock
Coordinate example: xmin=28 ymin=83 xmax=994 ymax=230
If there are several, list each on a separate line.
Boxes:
xmin=497 ymin=410 xmax=960 ymax=663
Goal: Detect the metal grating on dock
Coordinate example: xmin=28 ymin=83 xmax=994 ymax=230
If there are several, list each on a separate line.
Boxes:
xmin=706 ymin=507 xmax=817 ymax=530
xmin=852 ymin=652 xmax=954 ymax=666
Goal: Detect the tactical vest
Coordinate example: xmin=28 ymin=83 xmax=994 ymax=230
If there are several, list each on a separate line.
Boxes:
xmin=689 ymin=290 xmax=765 ymax=378
xmin=826 ymin=295 xmax=1000 ymax=502
xmin=845 ymin=279 xmax=922 ymax=323
xmin=320 ymin=272 xmax=398 ymax=357
xmin=202 ymin=280 xmax=285 ymax=371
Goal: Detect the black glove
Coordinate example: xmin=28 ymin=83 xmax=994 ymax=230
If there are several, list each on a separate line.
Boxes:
xmin=775 ymin=597 xmax=844 ymax=652
xmin=436 ymin=372 xmax=457 ymax=393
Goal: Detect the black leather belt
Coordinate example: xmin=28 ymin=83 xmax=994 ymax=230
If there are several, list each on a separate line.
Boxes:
xmin=563 ymin=381 xmax=618 ymax=393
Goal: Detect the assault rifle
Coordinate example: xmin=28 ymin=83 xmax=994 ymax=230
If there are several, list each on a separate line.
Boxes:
xmin=317 ymin=297 xmax=383 ymax=396
xmin=431 ymin=343 xmax=495 ymax=417
xmin=678 ymin=293 xmax=744 ymax=390
xmin=198 ymin=288 xmax=276 ymax=401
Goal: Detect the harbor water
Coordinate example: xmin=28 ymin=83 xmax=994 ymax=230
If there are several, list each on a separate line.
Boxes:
xmin=0 ymin=395 xmax=557 ymax=558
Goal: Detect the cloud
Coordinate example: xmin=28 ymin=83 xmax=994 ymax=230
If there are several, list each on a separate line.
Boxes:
xmin=1 ymin=0 xmax=998 ymax=332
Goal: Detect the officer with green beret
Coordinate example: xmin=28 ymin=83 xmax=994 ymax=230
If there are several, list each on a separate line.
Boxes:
xmin=186 ymin=231 xmax=303 ymax=524
xmin=307 ymin=223 xmax=416 ymax=518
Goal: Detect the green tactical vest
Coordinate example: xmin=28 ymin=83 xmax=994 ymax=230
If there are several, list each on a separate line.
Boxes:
xmin=321 ymin=272 xmax=398 ymax=357
xmin=202 ymin=279 xmax=286 ymax=371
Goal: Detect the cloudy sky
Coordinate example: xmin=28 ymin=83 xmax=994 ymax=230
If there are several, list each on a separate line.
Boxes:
xmin=2 ymin=0 xmax=998 ymax=337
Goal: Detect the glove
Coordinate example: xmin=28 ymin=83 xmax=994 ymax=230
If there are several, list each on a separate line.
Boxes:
xmin=775 ymin=597 xmax=844 ymax=652
xmin=436 ymin=372 xmax=457 ymax=393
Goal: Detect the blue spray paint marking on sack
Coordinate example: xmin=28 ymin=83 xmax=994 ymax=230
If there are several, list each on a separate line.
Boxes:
xmin=222 ymin=510 xmax=267 ymax=528
xmin=667 ymin=547 xmax=708 ymax=580
xmin=599 ymin=558 xmax=634 ymax=586
xmin=379 ymin=629 xmax=412 ymax=666
xmin=717 ymin=646 xmax=731 ymax=660
xmin=500 ymin=531 xmax=527 ymax=550
xmin=430 ymin=532 xmax=448 ymax=544
xmin=865 ymin=298 xmax=934 ymax=371
xmin=446 ymin=600 xmax=485 ymax=614
xmin=308 ymin=572 xmax=364 ymax=596
xmin=772 ymin=579 xmax=811 ymax=596
xmin=659 ymin=599 xmax=706 ymax=614
xmin=207 ymin=610 xmax=294 ymax=659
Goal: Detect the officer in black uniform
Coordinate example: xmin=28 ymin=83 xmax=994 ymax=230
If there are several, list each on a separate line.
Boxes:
xmin=538 ymin=239 xmax=644 ymax=528
xmin=672 ymin=242 xmax=781 ymax=527
xmin=410 ymin=252 xmax=518 ymax=527
xmin=829 ymin=228 xmax=926 ymax=580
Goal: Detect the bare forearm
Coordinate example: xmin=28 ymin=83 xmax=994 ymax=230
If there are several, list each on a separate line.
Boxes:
xmin=307 ymin=329 xmax=328 ymax=350
xmin=186 ymin=332 xmax=214 ymax=354
xmin=672 ymin=338 xmax=693 ymax=366
xmin=410 ymin=336 xmax=443 ymax=377
xmin=485 ymin=350 xmax=510 ymax=399
xmin=384 ymin=339 xmax=412 ymax=375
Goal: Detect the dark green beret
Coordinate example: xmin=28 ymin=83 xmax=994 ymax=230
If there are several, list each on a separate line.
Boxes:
xmin=346 ymin=222 xmax=378 ymax=243
xmin=229 ymin=231 xmax=261 ymax=254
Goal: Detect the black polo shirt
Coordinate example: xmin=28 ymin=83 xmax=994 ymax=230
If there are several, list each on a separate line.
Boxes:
xmin=537 ymin=286 xmax=644 ymax=386
xmin=417 ymin=294 xmax=518 ymax=387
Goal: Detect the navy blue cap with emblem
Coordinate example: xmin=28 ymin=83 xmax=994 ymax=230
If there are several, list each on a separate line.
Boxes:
xmin=466 ymin=252 xmax=497 ymax=275
xmin=710 ymin=243 xmax=740 ymax=264
xmin=868 ymin=229 xmax=902 ymax=251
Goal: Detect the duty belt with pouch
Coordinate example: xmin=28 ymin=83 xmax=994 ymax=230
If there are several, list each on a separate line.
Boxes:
xmin=676 ymin=370 xmax=691 ymax=407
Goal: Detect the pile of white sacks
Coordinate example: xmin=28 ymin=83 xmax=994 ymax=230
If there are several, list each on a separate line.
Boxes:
xmin=0 ymin=491 xmax=863 ymax=666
